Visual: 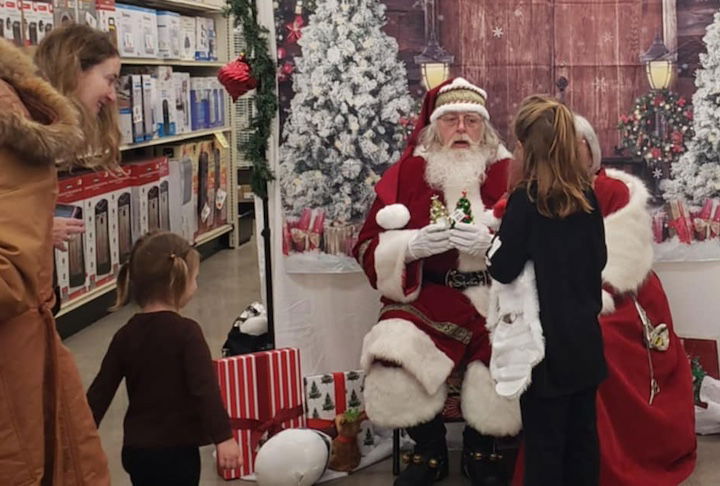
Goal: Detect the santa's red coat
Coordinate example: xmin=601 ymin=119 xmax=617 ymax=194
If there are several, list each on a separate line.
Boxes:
xmin=512 ymin=169 xmax=696 ymax=485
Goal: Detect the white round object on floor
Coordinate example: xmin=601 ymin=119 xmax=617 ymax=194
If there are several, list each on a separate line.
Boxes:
xmin=255 ymin=429 xmax=331 ymax=486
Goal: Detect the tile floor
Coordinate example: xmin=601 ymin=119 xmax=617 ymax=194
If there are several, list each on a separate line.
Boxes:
xmin=63 ymin=243 xmax=720 ymax=485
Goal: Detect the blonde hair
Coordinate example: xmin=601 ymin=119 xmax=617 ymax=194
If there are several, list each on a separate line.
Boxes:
xmin=513 ymin=95 xmax=592 ymax=218
xmin=113 ymin=232 xmax=200 ymax=311
xmin=574 ymin=114 xmax=602 ymax=174
xmin=419 ymin=117 xmax=501 ymax=153
xmin=35 ymin=23 xmax=121 ymax=171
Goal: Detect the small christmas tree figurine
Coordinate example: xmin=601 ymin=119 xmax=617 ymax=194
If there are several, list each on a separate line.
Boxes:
xmin=364 ymin=428 xmax=375 ymax=446
xmin=308 ymin=381 xmax=321 ymax=399
xmin=322 ymin=393 xmax=335 ymax=411
xmin=348 ymin=389 xmax=362 ymax=409
xmin=453 ymin=191 xmax=473 ymax=227
xmin=430 ymin=194 xmax=450 ymax=226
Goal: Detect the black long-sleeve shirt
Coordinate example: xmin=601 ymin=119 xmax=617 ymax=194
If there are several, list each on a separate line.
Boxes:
xmin=487 ymin=187 xmax=608 ymax=397
xmin=87 ymin=311 xmax=233 ymax=448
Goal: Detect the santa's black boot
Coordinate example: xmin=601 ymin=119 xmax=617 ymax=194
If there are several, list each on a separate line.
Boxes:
xmin=461 ymin=427 xmax=507 ymax=486
xmin=394 ymin=415 xmax=449 ymax=486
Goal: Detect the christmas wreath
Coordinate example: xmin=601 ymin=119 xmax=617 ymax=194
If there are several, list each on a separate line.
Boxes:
xmin=618 ymin=88 xmax=694 ymax=174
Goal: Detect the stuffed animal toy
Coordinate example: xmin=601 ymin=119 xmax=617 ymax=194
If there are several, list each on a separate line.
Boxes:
xmin=328 ymin=409 xmax=368 ymax=472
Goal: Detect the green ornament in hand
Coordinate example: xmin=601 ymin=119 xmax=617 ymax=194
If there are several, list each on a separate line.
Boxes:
xmin=455 ymin=191 xmax=474 ymax=225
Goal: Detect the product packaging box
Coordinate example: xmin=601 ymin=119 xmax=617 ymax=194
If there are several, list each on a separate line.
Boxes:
xmin=55 ymin=174 xmax=93 ymax=302
xmin=179 ymin=15 xmax=195 ymax=61
xmin=140 ymin=74 xmax=155 ymax=141
xmin=194 ymin=15 xmax=208 ymax=61
xmin=190 ymin=77 xmax=208 ymax=131
xmin=156 ymin=9 xmax=179 ymax=59
xmin=151 ymin=66 xmax=176 ymax=137
xmin=127 ymin=158 xmax=163 ymax=243
xmin=52 ymin=0 xmax=75 ymax=27
xmin=20 ymin=1 xmax=37 ymax=46
xmin=137 ymin=5 xmax=157 ymax=58
xmin=116 ymin=74 xmax=133 ymax=145
xmin=211 ymin=135 xmax=229 ymax=227
xmin=112 ymin=173 xmax=133 ymax=264
xmin=195 ymin=139 xmax=215 ymax=233
xmin=82 ymin=171 xmax=118 ymax=286
xmin=4 ymin=0 xmax=23 ymax=47
xmin=156 ymin=143 xmax=198 ymax=242
xmin=172 ymin=72 xmax=191 ymax=134
xmin=95 ymin=0 xmax=115 ymax=44
xmin=129 ymin=74 xmax=144 ymax=143
xmin=34 ymin=1 xmax=53 ymax=42
xmin=76 ymin=0 xmax=96 ymax=27
xmin=115 ymin=3 xmax=136 ymax=57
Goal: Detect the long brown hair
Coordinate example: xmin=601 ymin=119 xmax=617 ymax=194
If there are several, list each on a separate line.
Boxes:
xmin=513 ymin=95 xmax=592 ymax=218
xmin=113 ymin=232 xmax=200 ymax=311
xmin=34 ymin=23 xmax=121 ymax=171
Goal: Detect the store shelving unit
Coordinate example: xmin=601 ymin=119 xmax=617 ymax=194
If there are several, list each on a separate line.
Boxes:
xmin=57 ymin=1 xmax=239 ymax=321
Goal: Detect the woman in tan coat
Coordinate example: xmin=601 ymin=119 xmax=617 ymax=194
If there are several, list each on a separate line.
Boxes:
xmin=0 ymin=26 xmax=120 ymax=485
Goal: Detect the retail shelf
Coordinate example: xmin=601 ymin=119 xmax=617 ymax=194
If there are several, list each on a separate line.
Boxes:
xmin=194 ymin=224 xmax=234 ymax=245
xmin=119 ymin=0 xmax=224 ymax=13
xmin=57 ymin=224 xmax=233 ymax=317
xmin=121 ymin=58 xmax=225 ymax=67
xmin=57 ymin=280 xmax=117 ymax=317
xmin=120 ymin=127 xmax=231 ymax=151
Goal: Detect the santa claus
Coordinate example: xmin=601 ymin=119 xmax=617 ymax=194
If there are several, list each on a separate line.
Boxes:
xmin=353 ymin=78 xmax=519 ymax=486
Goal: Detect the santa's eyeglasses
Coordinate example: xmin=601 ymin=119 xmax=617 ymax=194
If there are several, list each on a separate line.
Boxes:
xmin=437 ymin=113 xmax=484 ymax=128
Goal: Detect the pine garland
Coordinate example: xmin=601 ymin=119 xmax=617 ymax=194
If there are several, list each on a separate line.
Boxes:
xmin=226 ymin=0 xmax=277 ymax=198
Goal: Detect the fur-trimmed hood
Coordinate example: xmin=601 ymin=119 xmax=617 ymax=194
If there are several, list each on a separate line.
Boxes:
xmin=0 ymin=40 xmax=82 ymax=165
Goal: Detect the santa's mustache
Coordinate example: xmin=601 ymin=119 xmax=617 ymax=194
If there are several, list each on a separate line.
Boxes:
xmin=447 ymin=135 xmax=480 ymax=147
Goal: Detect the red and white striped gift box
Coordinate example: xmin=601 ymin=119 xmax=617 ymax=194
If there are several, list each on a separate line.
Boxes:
xmin=214 ymin=348 xmax=305 ymax=479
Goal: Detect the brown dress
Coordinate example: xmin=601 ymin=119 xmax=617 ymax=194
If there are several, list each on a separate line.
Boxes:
xmin=0 ymin=39 xmax=111 ymax=485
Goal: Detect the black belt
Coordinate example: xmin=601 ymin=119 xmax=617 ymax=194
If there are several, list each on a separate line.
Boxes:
xmin=425 ymin=269 xmax=491 ymax=290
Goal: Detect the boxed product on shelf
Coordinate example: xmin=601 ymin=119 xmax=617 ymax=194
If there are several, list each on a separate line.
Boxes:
xmin=196 ymin=139 xmax=215 ymax=232
xmin=20 ymin=1 xmax=38 ymax=46
xmin=77 ymin=0 xmax=96 ymax=28
xmin=152 ymin=66 xmax=176 ymax=137
xmin=95 ymin=0 xmax=116 ymax=44
xmin=112 ymin=171 xmax=133 ymax=263
xmin=189 ymin=77 xmax=207 ymax=131
xmin=179 ymin=15 xmax=195 ymax=61
xmin=82 ymin=171 xmax=120 ymax=287
xmin=172 ymin=71 xmax=191 ymax=134
xmin=137 ymin=5 xmax=157 ymax=58
xmin=141 ymin=74 xmax=155 ymax=141
xmin=156 ymin=10 xmax=180 ymax=59
xmin=115 ymin=3 xmax=136 ymax=57
xmin=126 ymin=157 xmax=164 ymax=243
xmin=158 ymin=156 xmax=170 ymax=232
xmin=34 ymin=1 xmax=53 ymax=42
xmin=212 ymin=78 xmax=226 ymax=127
xmin=55 ymin=174 xmax=93 ymax=302
xmin=194 ymin=16 xmax=209 ymax=61
xmin=116 ymin=74 xmax=133 ymax=145
xmin=129 ymin=74 xmax=144 ymax=143
xmin=52 ymin=0 xmax=75 ymax=27
xmin=204 ymin=16 xmax=217 ymax=61
xmin=156 ymin=143 xmax=198 ymax=242
xmin=3 ymin=0 xmax=23 ymax=47
xmin=211 ymin=135 xmax=229 ymax=226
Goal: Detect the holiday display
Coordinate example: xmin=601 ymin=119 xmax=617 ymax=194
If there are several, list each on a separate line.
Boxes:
xmin=214 ymin=348 xmax=305 ymax=479
xmin=452 ymin=191 xmax=474 ymax=226
xmin=618 ymin=88 xmax=693 ymax=181
xmin=278 ymin=0 xmax=414 ymax=252
xmin=429 ymin=194 xmax=450 ymax=227
xmin=227 ymin=0 xmax=276 ymax=197
xmin=664 ymin=10 xmax=720 ymax=206
xmin=217 ymin=55 xmax=258 ymax=102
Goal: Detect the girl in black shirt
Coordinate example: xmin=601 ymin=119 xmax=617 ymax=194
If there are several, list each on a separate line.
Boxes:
xmin=487 ymin=95 xmax=607 ymax=486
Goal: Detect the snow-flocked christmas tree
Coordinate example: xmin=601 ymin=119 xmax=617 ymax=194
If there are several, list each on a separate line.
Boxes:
xmin=279 ymin=0 xmax=415 ymax=223
xmin=663 ymin=10 xmax=720 ymax=205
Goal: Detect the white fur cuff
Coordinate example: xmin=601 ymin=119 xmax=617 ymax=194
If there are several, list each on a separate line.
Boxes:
xmin=461 ymin=361 xmax=522 ymax=436
xmin=363 ymin=363 xmax=447 ymax=428
xmin=601 ymin=289 xmax=616 ymax=315
xmin=360 ymin=318 xmax=454 ymax=397
xmin=376 ymin=204 xmax=410 ymax=230
xmin=374 ymin=230 xmax=422 ymax=303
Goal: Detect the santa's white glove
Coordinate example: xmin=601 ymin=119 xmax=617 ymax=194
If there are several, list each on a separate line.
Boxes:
xmin=405 ymin=223 xmax=452 ymax=263
xmin=450 ymin=222 xmax=493 ymax=257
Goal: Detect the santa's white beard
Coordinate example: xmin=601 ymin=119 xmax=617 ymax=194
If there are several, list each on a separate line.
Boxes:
xmin=424 ymin=145 xmax=491 ymax=192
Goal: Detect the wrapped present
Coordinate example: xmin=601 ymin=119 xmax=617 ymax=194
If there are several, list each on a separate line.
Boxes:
xmin=282 ymin=220 xmax=292 ymax=256
xmin=652 ymin=209 xmax=668 ymax=244
xmin=712 ymin=202 xmax=720 ymax=239
xmin=323 ymin=222 xmax=360 ymax=256
xmin=666 ymin=200 xmax=693 ymax=244
xmin=290 ymin=208 xmax=325 ymax=252
xmin=693 ymin=199 xmax=715 ymax=241
xmin=214 ymin=348 xmax=305 ymax=479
